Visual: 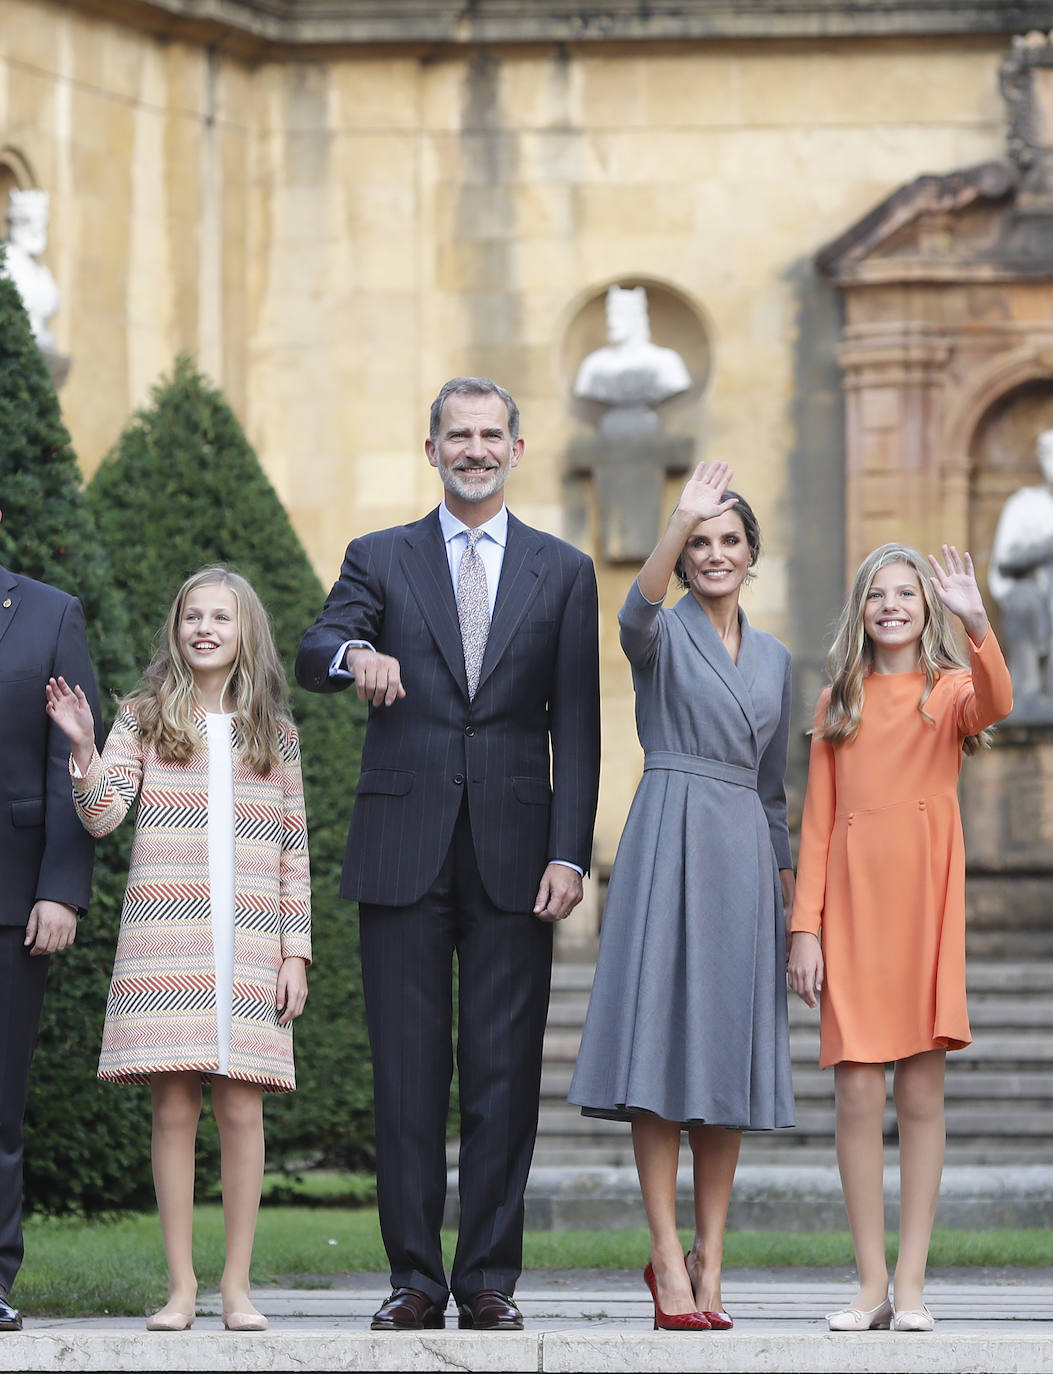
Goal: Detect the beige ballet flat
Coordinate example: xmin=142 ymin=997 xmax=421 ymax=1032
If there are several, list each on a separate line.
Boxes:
xmin=145 ymin=1310 xmax=194 ymax=1332
xmin=826 ymin=1296 xmax=892 ymax=1331
xmin=222 ymin=1310 xmax=269 ymax=1332
xmin=892 ymin=1304 xmax=934 ymax=1332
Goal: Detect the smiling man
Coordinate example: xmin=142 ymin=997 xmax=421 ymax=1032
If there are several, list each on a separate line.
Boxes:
xmin=296 ymin=376 xmax=600 ymax=1332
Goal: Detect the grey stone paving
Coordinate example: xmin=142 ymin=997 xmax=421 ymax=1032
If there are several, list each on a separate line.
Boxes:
xmin=3 ymin=1269 xmax=1051 ymax=1371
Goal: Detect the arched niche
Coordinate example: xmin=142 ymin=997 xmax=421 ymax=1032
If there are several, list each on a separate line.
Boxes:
xmin=968 ymin=378 xmax=1053 ymax=634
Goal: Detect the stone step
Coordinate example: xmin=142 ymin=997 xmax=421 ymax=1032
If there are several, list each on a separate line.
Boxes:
xmin=528 ymin=1138 xmax=1053 ymax=1169
xmin=548 ymin=959 xmax=1053 ymax=995
xmin=534 ymin=1102 xmax=1053 ymax=1139
xmin=539 ymin=1063 xmax=1053 ymax=1102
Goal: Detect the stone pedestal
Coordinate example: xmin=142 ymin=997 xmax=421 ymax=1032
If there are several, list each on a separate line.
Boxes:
xmin=566 ymin=433 xmax=694 ymax=563
xmin=961 ymin=723 xmax=1053 ymax=956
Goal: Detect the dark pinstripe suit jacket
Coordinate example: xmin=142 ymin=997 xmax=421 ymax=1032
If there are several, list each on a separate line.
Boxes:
xmin=0 ymin=565 xmax=100 ymax=927
xmin=296 ymin=508 xmax=600 ymax=913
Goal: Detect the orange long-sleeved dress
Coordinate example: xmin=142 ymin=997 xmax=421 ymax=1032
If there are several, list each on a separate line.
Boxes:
xmin=791 ymin=632 xmax=1013 ymax=1069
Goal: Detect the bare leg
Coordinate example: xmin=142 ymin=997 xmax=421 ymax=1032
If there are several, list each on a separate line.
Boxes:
xmin=685 ymin=1125 xmax=741 ymax=1314
xmin=892 ymin=1050 xmax=945 ymax=1313
xmin=210 ymin=1077 xmax=265 ymax=1318
xmin=631 ymin=1114 xmax=695 ymax=1314
xmin=150 ymin=1073 xmax=203 ymax=1316
xmin=834 ymin=1061 xmax=889 ymax=1309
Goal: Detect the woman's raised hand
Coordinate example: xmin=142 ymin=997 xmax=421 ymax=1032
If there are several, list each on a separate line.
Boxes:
xmin=45 ymin=676 xmax=97 ymax=751
xmin=928 ymin=545 xmax=990 ymax=643
xmin=674 ymin=461 xmax=739 ymax=526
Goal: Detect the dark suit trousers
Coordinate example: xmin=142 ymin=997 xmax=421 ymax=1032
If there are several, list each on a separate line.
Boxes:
xmin=358 ymin=801 xmax=553 ymax=1306
xmin=0 ymin=928 xmax=50 ymax=1294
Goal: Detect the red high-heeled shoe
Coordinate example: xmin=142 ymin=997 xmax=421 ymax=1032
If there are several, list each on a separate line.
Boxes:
xmin=643 ymin=1262 xmax=712 ymax=1331
xmin=684 ymin=1249 xmax=734 ymax=1329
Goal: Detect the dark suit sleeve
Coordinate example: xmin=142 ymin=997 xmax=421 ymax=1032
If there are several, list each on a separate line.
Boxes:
xmin=36 ymin=596 xmax=101 ymax=914
xmin=547 ymin=554 xmax=600 ymax=874
xmin=296 ymin=538 xmax=384 ymax=693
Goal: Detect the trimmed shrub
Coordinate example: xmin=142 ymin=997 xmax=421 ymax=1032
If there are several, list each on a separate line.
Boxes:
xmin=0 ymin=260 xmax=157 ymax=1215
xmin=88 ymin=356 xmax=374 ymax=1172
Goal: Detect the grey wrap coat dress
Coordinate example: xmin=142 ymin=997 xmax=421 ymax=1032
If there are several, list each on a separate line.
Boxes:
xmin=569 ymin=581 xmax=795 ymax=1129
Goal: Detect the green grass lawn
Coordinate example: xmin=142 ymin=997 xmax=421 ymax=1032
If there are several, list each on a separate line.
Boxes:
xmin=15 ymin=1205 xmax=1053 ymax=1317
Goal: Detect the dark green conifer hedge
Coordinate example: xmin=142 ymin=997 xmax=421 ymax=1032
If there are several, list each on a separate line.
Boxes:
xmin=88 ymin=356 xmax=374 ymax=1173
xmin=0 ymin=262 xmax=157 ymax=1216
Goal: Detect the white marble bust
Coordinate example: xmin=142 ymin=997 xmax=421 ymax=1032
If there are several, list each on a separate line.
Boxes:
xmin=989 ymin=427 xmax=1053 ymax=705
xmin=3 ymin=189 xmax=60 ymax=352
xmin=573 ymin=286 xmax=691 ymax=429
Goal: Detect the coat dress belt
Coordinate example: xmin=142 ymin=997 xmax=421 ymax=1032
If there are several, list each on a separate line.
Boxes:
xmin=643 ymin=750 xmax=759 ymax=790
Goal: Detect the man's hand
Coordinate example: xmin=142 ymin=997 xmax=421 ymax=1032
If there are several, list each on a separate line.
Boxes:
xmin=532 ymin=864 xmax=583 ymax=923
xmin=346 ymin=648 xmax=406 ymax=707
xmin=25 ymin=900 xmax=78 ymax=956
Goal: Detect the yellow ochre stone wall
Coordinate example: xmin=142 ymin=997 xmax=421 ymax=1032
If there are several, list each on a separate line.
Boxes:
xmin=0 ymin=2 xmax=1009 ymax=873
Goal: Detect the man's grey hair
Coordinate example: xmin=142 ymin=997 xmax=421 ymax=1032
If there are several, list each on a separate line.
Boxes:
xmin=429 ymin=377 xmax=520 ymax=443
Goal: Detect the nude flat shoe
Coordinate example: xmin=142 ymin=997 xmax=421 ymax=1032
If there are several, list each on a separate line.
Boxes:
xmin=892 ymin=1304 xmax=934 ymax=1332
xmin=826 ymin=1296 xmax=892 ymax=1331
xmin=222 ymin=1310 xmax=269 ymax=1332
xmin=145 ymin=1310 xmax=195 ymax=1332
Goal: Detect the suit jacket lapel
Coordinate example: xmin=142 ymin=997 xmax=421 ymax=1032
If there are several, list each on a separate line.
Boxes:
xmin=399 ymin=511 xmax=470 ymax=694
xmin=0 ymin=565 xmax=20 ymax=649
xmin=475 ymin=513 xmax=543 ymax=696
xmin=673 ymin=594 xmax=760 ymax=748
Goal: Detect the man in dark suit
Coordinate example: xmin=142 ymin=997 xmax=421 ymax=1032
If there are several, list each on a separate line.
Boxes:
xmin=0 ymin=509 xmax=100 ymax=1331
xmin=297 ymin=377 xmax=600 ymax=1331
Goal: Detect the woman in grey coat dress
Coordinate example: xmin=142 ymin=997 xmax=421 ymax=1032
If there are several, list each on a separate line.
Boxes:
xmin=569 ymin=461 xmax=795 ymax=1330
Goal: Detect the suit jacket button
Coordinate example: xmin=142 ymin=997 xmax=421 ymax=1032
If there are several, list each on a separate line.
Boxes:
xmin=464 ymin=725 xmax=475 ymax=736
xmin=453 ymin=773 xmax=464 ymax=785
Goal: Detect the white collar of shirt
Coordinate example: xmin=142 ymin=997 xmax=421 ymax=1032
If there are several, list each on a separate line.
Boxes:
xmin=438 ymin=500 xmax=508 ymax=550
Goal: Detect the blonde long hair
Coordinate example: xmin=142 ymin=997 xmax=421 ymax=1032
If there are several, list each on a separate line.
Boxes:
xmin=818 ymin=543 xmax=992 ymax=756
xmin=123 ymin=566 xmax=291 ymax=774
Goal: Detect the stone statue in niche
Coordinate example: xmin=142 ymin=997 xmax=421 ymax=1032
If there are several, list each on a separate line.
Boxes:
xmin=989 ymin=427 xmax=1053 ymax=715
xmin=2 ymin=189 xmax=68 ymax=386
xmin=567 ymin=284 xmax=696 ymax=562
xmin=3 ymin=190 xmax=59 ymax=349
xmin=573 ymin=285 xmax=692 ymax=436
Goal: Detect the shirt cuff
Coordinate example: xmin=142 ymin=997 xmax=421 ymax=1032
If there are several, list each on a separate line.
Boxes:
xmin=548 ymin=859 xmax=583 ymax=877
xmin=329 ymin=640 xmax=375 ymax=678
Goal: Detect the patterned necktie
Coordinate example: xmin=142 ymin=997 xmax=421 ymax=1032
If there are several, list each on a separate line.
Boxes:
xmin=457 ymin=527 xmax=490 ymax=699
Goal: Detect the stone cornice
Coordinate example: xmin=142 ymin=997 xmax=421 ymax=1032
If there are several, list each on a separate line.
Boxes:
xmin=56 ymin=1 xmax=1053 ymax=54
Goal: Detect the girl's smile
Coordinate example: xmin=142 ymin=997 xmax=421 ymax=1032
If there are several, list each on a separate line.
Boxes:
xmin=863 ymin=563 xmax=924 ymax=669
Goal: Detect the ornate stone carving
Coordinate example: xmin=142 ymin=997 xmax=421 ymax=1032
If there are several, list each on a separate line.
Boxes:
xmin=1000 ymin=30 xmax=1053 ymax=208
xmin=2 ymin=189 xmax=69 ymax=386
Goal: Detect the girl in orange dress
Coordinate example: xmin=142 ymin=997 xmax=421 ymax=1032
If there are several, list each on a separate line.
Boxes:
xmin=787 ymin=544 xmax=1012 ymax=1334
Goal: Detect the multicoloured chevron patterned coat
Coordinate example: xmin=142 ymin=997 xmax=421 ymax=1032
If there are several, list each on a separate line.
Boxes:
xmin=70 ymin=706 xmax=312 ymax=1092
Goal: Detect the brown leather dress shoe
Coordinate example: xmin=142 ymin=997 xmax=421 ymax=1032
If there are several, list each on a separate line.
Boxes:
xmin=370 ymin=1287 xmax=446 ymax=1331
xmin=0 ymin=1289 xmax=21 ymax=1332
xmin=457 ymin=1289 xmax=523 ymax=1330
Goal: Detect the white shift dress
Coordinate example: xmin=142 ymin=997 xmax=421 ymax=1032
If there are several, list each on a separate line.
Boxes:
xmin=206 ymin=713 xmax=236 ymax=1076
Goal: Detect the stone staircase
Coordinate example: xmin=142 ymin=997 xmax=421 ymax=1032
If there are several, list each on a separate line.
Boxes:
xmin=536 ymin=959 xmax=1053 ymax=1169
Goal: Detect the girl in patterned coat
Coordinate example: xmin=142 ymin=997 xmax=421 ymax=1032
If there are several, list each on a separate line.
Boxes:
xmin=46 ymin=566 xmax=311 ymax=1334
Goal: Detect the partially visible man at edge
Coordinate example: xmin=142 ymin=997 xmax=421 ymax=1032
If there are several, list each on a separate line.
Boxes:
xmin=0 ymin=508 xmax=101 ymax=1331
xmin=296 ymin=377 xmax=601 ymax=1332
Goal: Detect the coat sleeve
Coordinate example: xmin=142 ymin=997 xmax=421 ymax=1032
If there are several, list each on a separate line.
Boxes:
xmin=617 ymin=578 xmax=664 ymax=669
xmin=758 ymin=652 xmax=793 ymax=872
xmin=277 ymin=726 xmax=312 ymax=963
xmin=547 ymin=554 xmax=601 ymax=874
xmin=955 ymin=630 xmax=1014 ymax=736
xmin=295 ymin=537 xmax=385 ymax=693
xmin=789 ymin=693 xmax=837 ymax=938
xmin=36 ymin=596 xmax=102 ymax=912
xmin=70 ymin=707 xmax=145 ymax=838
